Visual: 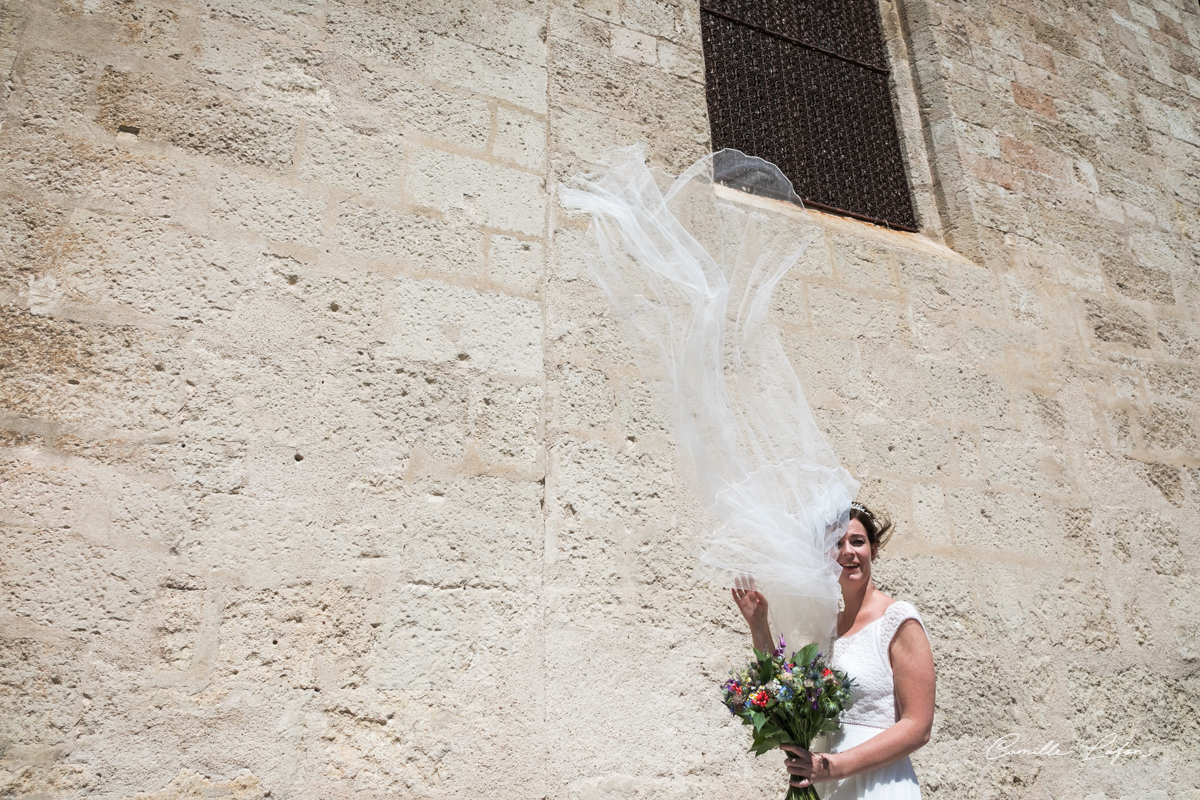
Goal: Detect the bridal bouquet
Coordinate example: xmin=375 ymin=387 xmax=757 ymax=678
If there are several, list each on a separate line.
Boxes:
xmin=722 ymin=639 xmax=855 ymax=800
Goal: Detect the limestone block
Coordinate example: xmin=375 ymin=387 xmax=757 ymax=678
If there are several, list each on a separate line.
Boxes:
xmin=897 ymin=251 xmax=1002 ymax=319
xmin=216 ymin=581 xmax=377 ymax=689
xmin=0 ymin=189 xmax=71 ymax=294
xmin=403 ymin=475 xmax=542 ymax=588
xmin=918 ymin=357 xmax=1011 ymax=422
xmin=548 ymin=40 xmax=708 ymax=143
xmin=932 ymin=646 xmax=1023 ymax=740
xmin=1 ymin=525 xmax=157 ymax=643
xmin=550 ymin=102 xmax=707 ymax=177
xmin=0 ymin=127 xmax=182 ymax=214
xmin=549 ymin=364 xmax=614 ymax=432
xmin=493 ymin=106 xmax=547 ymax=171
xmin=1128 ymin=228 xmax=1192 ymax=275
xmin=202 ymin=0 xmax=322 ymax=44
xmin=473 ymin=377 xmax=544 ymax=469
xmin=1011 ymin=390 xmax=1068 ymax=441
xmin=911 ymin=483 xmax=954 ymax=548
xmin=1147 ymin=362 xmax=1200 ymax=402
xmin=981 ymin=429 xmax=1074 ymax=491
xmin=943 ymin=486 xmax=1061 ymax=556
xmin=549 ymin=224 xmax=591 ymax=282
xmin=550 ymin=437 xmax=671 ymax=522
xmin=1084 ymin=297 xmax=1151 ymax=349
xmin=656 ymin=39 xmax=704 ymax=82
xmin=971 ymin=562 xmax=1038 ymax=645
xmin=1000 ymin=272 xmax=1046 ymax=327
xmin=387 ymin=277 xmax=543 ymax=379
xmin=335 ymin=203 xmax=484 ymax=277
xmin=8 ymin=50 xmax=93 ymax=132
xmin=1030 ymin=573 xmax=1120 ymax=651
xmin=615 ymin=377 xmax=671 ymax=444
xmin=552 ymin=0 xmax=619 ymax=24
xmin=298 ymin=121 xmax=404 ymax=196
xmin=151 ymin=582 xmax=207 ymax=671
xmin=857 ymin=419 xmax=952 ymax=478
xmin=0 ymin=635 xmax=88 ymax=748
xmin=832 ymin=237 xmax=898 ymax=291
xmin=407 ymin=146 xmax=547 ymax=236
xmin=60 ymin=211 xmax=260 ymax=324
xmin=1156 ymin=316 xmax=1200 ymax=362
xmin=211 ymin=170 xmax=327 ymax=246
xmin=872 ymin=554 xmax=978 ymax=640
xmin=621 ymin=0 xmax=679 ymax=42
xmin=1067 ymin=667 xmax=1200 ymax=759
xmin=309 ymin=355 xmax=471 ymax=465
xmin=432 ymin=35 xmax=548 ymax=114
xmin=67 ymin=687 xmax=297 ymax=798
xmin=0 ymin=307 xmax=190 ymax=430
xmin=1164 ymin=575 xmax=1200 ymax=661
xmin=1139 ymin=401 xmax=1197 ymax=455
xmin=787 ymin=336 xmax=864 ymax=402
xmin=611 ymin=26 xmax=657 ymax=65
xmin=352 ymin=72 xmax=492 ymax=151
xmin=374 ymin=583 xmax=540 ymax=691
xmin=809 ymin=287 xmax=907 ymax=341
xmin=94 ymin=67 xmax=299 ymax=171
xmin=487 ymin=234 xmax=543 ymax=297
xmin=325 ymin=1 xmax=433 ymax=71
xmin=195 ymin=17 xmax=327 ymax=105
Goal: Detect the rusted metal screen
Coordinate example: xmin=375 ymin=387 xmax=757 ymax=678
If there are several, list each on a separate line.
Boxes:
xmin=701 ymin=0 xmax=918 ymax=231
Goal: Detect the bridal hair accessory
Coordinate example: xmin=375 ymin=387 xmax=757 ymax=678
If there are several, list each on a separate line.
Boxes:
xmin=559 ymin=145 xmax=859 ymax=653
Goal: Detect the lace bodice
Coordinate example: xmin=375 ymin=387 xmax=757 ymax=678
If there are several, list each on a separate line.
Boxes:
xmin=830 ymin=600 xmax=926 ymax=729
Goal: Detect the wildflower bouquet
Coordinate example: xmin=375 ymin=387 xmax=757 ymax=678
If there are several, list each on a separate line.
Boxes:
xmin=722 ymin=639 xmax=855 ymax=800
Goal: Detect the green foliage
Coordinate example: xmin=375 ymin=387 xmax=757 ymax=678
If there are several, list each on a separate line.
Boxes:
xmin=719 ymin=641 xmax=857 ymax=799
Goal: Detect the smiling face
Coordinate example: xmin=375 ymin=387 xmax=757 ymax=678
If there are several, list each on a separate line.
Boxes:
xmin=836 ymin=518 xmax=876 ymax=590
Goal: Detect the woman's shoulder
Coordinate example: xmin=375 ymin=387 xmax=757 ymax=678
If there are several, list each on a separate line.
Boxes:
xmin=879 ymin=599 xmax=925 ymax=642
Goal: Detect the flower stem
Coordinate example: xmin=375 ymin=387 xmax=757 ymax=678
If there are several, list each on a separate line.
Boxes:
xmin=786 ymin=783 xmax=820 ymax=800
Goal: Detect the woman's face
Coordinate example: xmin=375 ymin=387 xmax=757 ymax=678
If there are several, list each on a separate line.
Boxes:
xmin=837 ymin=518 xmax=875 ymax=589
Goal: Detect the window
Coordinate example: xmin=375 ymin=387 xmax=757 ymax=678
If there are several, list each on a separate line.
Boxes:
xmin=701 ymin=0 xmax=918 ymax=231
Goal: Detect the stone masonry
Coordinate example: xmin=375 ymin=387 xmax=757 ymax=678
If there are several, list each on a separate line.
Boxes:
xmin=0 ymin=0 xmax=1197 ymax=798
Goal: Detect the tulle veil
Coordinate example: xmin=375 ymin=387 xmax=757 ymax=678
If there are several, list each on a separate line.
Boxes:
xmin=559 ymin=145 xmax=859 ymax=654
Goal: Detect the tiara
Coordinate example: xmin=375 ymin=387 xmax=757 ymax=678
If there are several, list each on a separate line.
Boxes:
xmin=850 ymin=502 xmax=872 ymax=517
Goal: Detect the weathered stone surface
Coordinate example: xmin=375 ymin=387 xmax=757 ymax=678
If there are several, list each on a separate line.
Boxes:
xmin=2 ymin=0 xmax=1199 ymax=797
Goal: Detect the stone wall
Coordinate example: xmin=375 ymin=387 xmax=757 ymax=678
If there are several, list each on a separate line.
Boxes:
xmin=0 ymin=0 xmax=1197 ymax=799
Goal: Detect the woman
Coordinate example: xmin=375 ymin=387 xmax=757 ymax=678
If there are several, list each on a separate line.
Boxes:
xmin=732 ymin=504 xmax=936 ymax=799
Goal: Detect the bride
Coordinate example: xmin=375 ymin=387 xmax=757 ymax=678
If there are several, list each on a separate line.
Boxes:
xmin=560 ymin=146 xmax=935 ymax=798
xmin=733 ymin=504 xmax=936 ymax=798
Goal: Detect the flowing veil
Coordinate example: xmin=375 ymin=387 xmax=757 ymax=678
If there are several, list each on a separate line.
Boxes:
xmin=559 ymin=145 xmax=860 ymax=654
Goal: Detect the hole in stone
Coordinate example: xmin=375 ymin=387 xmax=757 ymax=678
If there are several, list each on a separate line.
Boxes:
xmin=272 ymin=639 xmax=278 ymax=645
xmin=329 ymin=302 xmax=339 ymax=312
xmin=117 ymin=124 xmax=140 ymax=135
xmin=154 ymin=363 xmax=165 ymax=371
xmin=67 ymin=378 xmax=80 ymax=385
xmin=294 ymin=453 xmax=304 ymax=461
xmin=287 ymin=274 xmax=299 ymax=285
xmin=456 ymin=352 xmax=469 ymax=361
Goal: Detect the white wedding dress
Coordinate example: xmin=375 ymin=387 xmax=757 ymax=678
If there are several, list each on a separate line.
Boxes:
xmin=813 ymin=601 xmax=926 ymax=800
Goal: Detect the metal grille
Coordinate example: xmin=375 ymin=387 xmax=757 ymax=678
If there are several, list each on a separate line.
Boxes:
xmin=701 ymin=1 xmax=918 ymax=231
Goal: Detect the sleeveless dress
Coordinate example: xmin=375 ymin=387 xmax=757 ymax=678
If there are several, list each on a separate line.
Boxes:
xmin=812 ymin=600 xmax=926 ymax=800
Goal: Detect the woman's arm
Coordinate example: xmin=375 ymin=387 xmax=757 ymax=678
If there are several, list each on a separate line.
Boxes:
xmin=784 ymin=618 xmax=935 ymax=787
xmin=731 ymin=587 xmax=775 ymax=653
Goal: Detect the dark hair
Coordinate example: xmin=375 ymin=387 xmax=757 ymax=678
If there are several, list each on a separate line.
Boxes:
xmin=850 ymin=503 xmax=893 ymax=552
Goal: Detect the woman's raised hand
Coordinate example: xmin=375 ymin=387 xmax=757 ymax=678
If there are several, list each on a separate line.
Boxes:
xmin=731 ymin=584 xmax=769 ymax=629
xmin=731 ymin=577 xmax=775 ymax=652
